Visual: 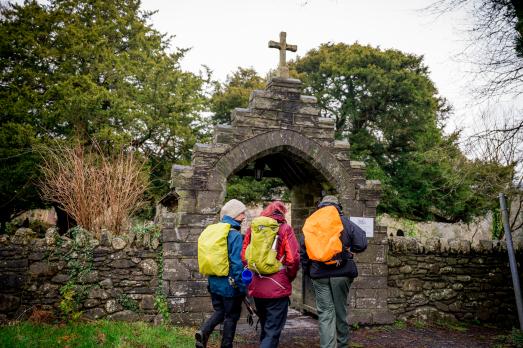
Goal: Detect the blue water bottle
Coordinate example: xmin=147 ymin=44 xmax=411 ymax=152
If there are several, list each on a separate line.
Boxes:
xmin=241 ymin=268 xmax=253 ymax=285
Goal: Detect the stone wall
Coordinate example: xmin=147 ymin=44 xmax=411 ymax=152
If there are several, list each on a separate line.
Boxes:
xmin=3 ymin=227 xmax=523 ymax=327
xmin=0 ymin=228 xmax=163 ymax=323
xmin=387 ymin=237 xmax=523 ymax=326
xmin=380 ymin=213 xmax=523 ymax=247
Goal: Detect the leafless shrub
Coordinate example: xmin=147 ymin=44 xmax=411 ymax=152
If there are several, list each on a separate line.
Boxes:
xmin=39 ymin=143 xmax=149 ymax=238
xmin=465 ymin=109 xmax=523 ymax=231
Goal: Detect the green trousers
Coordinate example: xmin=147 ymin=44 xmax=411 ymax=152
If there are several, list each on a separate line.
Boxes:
xmin=312 ymin=277 xmax=353 ymax=348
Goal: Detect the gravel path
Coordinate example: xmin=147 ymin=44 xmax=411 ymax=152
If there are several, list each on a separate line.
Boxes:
xmin=207 ymin=309 xmax=514 ymax=347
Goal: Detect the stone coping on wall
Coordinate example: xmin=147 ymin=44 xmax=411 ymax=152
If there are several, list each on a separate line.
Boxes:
xmin=0 ymin=227 xmax=160 ymax=250
xmin=389 ymin=236 xmax=521 ymax=255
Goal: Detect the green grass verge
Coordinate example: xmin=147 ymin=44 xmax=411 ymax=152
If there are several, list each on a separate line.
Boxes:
xmin=0 ymin=320 xmax=195 ymax=348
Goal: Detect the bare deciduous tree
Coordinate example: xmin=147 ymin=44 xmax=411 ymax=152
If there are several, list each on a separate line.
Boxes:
xmin=465 ymin=109 xmax=523 ymax=232
xmin=427 ymin=0 xmax=523 ymax=97
xmin=429 ymin=1 xmax=523 ymax=232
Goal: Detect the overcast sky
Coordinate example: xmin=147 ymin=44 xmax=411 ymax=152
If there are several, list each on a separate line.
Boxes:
xmin=141 ymin=0 xmax=496 ymax=134
xmin=13 ymin=0 xmax=519 ymax=136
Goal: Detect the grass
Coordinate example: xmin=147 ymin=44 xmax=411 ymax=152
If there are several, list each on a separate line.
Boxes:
xmin=393 ymin=320 xmax=407 ymax=329
xmin=0 ymin=320 xmax=195 ymax=348
xmin=492 ymin=328 xmax=523 ymax=348
xmin=349 ymin=343 xmax=364 ymax=348
xmin=413 ymin=320 xmax=427 ymax=329
xmin=372 ymin=319 xmax=407 ymax=333
xmin=434 ymin=319 xmax=468 ymax=333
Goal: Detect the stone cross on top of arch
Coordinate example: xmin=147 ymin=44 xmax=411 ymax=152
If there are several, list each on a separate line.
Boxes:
xmin=268 ymin=31 xmax=297 ymax=79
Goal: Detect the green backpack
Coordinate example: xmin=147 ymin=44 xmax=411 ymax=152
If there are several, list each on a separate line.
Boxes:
xmin=244 ymin=216 xmax=282 ymax=275
xmin=198 ymin=223 xmax=230 ymax=276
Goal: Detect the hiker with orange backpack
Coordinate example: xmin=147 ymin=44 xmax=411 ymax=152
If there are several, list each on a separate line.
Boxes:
xmin=301 ymin=195 xmax=368 ymax=348
xmin=241 ymin=201 xmax=300 ymax=348
xmin=196 ymin=199 xmax=247 ymax=348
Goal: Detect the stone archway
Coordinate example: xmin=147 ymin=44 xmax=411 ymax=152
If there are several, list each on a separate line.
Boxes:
xmin=207 ymin=129 xmax=353 ymax=202
xmin=160 ymin=77 xmax=393 ymax=325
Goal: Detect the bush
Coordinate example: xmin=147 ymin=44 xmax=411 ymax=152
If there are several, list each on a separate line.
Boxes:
xmin=29 ymin=219 xmax=53 ymax=237
xmin=4 ymin=220 xmax=20 ymax=235
xmin=39 ymin=143 xmax=149 ymax=238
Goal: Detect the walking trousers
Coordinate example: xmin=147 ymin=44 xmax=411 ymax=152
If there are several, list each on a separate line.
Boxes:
xmin=200 ymin=292 xmax=244 ymax=348
xmin=312 ymin=277 xmax=353 ymax=348
xmin=253 ymin=296 xmax=290 ymax=348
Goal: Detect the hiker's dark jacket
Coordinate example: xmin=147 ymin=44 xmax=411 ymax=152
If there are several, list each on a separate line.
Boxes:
xmin=300 ymin=202 xmax=368 ymax=279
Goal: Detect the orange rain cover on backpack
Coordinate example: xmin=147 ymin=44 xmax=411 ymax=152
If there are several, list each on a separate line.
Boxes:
xmin=302 ymin=205 xmax=343 ymax=264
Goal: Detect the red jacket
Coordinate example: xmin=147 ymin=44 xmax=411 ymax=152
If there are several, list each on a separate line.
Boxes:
xmin=241 ymin=212 xmax=300 ymax=299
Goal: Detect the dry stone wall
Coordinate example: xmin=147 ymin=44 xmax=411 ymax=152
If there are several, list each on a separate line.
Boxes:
xmin=2 ymin=227 xmax=522 ymax=328
xmin=387 ymin=237 xmax=522 ymax=326
xmin=0 ymin=228 xmax=163 ymax=323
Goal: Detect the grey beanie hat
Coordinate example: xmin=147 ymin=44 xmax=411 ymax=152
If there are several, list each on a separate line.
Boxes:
xmin=220 ymin=199 xmax=247 ymax=220
xmin=320 ymin=195 xmax=339 ymax=205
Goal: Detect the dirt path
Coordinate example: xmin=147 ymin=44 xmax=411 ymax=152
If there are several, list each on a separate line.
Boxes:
xmin=209 ymin=309 xmax=516 ymax=348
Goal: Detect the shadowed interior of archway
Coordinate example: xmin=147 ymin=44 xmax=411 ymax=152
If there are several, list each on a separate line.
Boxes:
xmin=232 ymin=147 xmax=332 ymax=190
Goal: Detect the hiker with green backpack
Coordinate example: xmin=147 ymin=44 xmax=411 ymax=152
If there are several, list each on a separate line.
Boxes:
xmin=241 ymin=201 xmax=300 ymax=348
xmin=196 ymin=199 xmax=248 ymax=348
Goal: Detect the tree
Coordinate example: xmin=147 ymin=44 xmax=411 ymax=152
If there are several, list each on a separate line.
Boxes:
xmin=226 ymin=176 xmax=287 ymax=204
xmin=291 ymin=43 xmax=509 ymax=222
xmin=210 ymin=67 xmax=265 ymax=124
xmin=0 ymin=1 xmax=50 ymax=232
xmin=428 ymin=0 xmax=523 ymax=97
xmin=465 ymin=111 xmax=522 ymax=234
xmin=0 ymin=123 xmax=42 ymax=233
xmin=291 ymin=43 xmax=447 ymax=142
xmin=388 ymin=133 xmax=513 ymax=222
xmin=0 ymin=0 xmax=207 ymax=228
xmin=427 ymin=1 xmax=523 ymax=227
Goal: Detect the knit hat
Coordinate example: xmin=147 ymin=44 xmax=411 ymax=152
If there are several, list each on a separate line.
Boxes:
xmin=220 ymin=199 xmax=247 ymax=220
xmin=320 ymin=195 xmax=339 ymax=205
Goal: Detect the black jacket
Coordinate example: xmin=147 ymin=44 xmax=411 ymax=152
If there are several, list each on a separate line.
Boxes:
xmin=300 ymin=202 xmax=368 ymax=279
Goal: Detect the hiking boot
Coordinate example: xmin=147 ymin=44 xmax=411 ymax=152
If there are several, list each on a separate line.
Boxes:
xmin=195 ymin=330 xmax=207 ymax=348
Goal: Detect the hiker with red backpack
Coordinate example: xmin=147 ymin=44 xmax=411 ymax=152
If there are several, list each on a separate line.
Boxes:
xmin=196 ymin=199 xmax=248 ymax=348
xmin=241 ymin=201 xmax=300 ymax=348
xmin=301 ymin=195 xmax=368 ymax=348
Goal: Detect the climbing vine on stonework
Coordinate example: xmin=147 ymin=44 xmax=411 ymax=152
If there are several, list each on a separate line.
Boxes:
xmin=53 ymin=227 xmax=94 ymax=321
xmin=154 ymin=247 xmax=170 ymax=323
xmin=117 ymin=294 xmax=140 ymax=313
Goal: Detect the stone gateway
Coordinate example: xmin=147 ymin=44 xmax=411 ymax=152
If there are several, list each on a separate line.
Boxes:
xmin=161 ymin=32 xmax=389 ymax=324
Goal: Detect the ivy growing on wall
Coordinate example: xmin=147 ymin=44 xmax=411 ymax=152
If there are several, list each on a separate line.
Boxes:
xmin=51 ymin=227 xmax=94 ymax=321
xmin=154 ymin=247 xmax=170 ymax=323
